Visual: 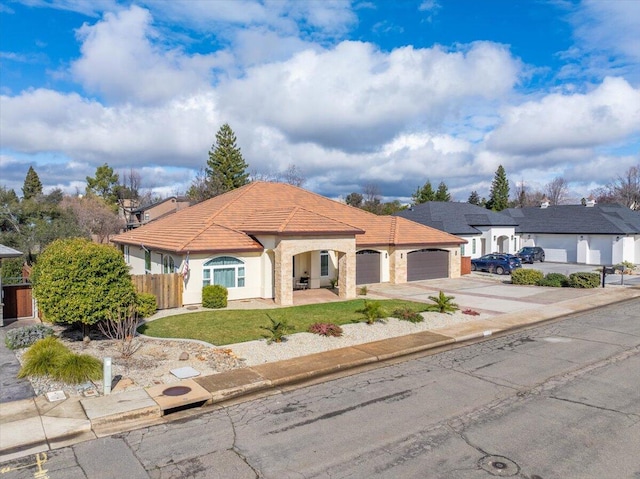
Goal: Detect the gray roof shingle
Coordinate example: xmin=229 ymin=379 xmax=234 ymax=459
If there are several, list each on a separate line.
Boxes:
xmin=394 ymin=202 xmax=518 ymax=235
xmin=503 ymin=204 xmax=640 ymax=234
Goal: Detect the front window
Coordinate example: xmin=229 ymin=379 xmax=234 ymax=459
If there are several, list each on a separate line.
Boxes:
xmin=472 ymin=239 xmax=476 ymax=254
xmin=320 ymin=251 xmax=329 ymax=277
xmin=203 ymin=256 xmax=245 ymax=288
xmin=163 ymin=255 xmax=175 ymax=274
xmin=124 ymin=245 xmax=130 ymax=263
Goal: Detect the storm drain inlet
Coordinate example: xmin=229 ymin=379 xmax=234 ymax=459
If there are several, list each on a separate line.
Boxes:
xmin=478 ymin=455 xmax=520 ymax=476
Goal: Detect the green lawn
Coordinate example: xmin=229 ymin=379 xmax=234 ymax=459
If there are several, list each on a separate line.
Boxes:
xmin=138 ymin=299 xmax=429 ymax=345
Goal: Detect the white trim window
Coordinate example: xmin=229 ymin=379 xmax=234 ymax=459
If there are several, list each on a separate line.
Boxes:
xmin=320 ymin=250 xmax=329 ymax=277
xmin=124 ymin=245 xmax=130 ymax=263
xmin=203 ymin=256 xmax=245 ymax=288
xmin=163 ymin=255 xmax=176 ymax=274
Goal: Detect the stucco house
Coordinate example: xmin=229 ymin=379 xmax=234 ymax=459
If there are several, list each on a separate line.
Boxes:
xmin=503 ymin=201 xmax=640 ymax=265
xmin=125 ymin=196 xmax=191 ymax=230
xmin=112 ymin=182 xmax=465 ymax=306
xmin=394 ymin=202 xmax=519 ymax=258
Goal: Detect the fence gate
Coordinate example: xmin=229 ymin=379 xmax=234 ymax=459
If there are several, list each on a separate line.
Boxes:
xmin=2 ymin=283 xmax=33 ymax=319
xmin=132 ymin=273 xmax=183 ymax=310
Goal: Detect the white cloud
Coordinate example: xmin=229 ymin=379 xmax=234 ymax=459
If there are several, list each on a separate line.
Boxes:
xmin=486 ymin=77 xmax=640 ymax=156
xmin=70 ymin=6 xmax=224 ymax=105
xmin=220 ymin=40 xmax=520 ymax=151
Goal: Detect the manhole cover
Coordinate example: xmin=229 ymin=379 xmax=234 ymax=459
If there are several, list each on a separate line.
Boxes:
xmin=163 ymin=386 xmax=192 ymax=396
xmin=478 ymin=455 xmax=519 ymax=476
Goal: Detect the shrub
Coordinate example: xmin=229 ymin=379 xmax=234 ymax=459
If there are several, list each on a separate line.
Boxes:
xmin=136 ymin=293 xmax=157 ymax=318
xmin=568 ymin=272 xmax=600 ymax=288
xmin=18 ymin=337 xmax=70 ymax=378
xmin=356 ymin=300 xmax=386 ymax=324
xmin=1 ymin=257 xmax=24 ymax=285
xmin=5 ymin=324 xmax=54 ymax=350
xmin=308 ymin=322 xmax=343 ymax=337
xmin=358 ymin=285 xmax=368 ymax=296
xmin=392 ymin=307 xmax=424 ymax=323
xmin=55 ymin=353 xmax=103 ymax=384
xmin=462 ymin=309 xmax=480 ymax=316
xmin=511 ymin=269 xmax=544 ymax=285
xmin=202 ymin=285 xmax=228 ymax=309
xmin=31 ymin=238 xmax=136 ymax=333
xmin=537 ymin=272 xmax=569 ymax=287
xmin=262 ymin=315 xmax=293 ymax=344
xmin=425 ymin=291 xmax=458 ymax=314
xmin=614 ymin=261 xmax=635 ymax=273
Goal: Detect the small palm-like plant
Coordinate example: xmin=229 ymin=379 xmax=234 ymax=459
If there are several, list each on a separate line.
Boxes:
xmin=262 ymin=315 xmax=293 ymax=344
xmin=425 ymin=291 xmax=459 ymax=314
xmin=356 ymin=300 xmax=386 ymax=325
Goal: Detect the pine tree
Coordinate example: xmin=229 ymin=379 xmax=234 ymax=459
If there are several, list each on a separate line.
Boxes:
xmin=434 ymin=181 xmax=451 ymax=202
xmin=486 ymin=165 xmax=510 ymax=211
xmin=22 ymin=166 xmax=43 ymax=200
xmin=467 ymin=190 xmax=480 ymax=205
xmin=412 ymin=180 xmax=435 ymax=204
xmin=86 ymin=163 xmax=119 ymax=208
xmin=206 ymin=123 xmax=249 ymax=194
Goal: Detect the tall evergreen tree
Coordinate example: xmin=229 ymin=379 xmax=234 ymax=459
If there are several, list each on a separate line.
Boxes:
xmin=22 ymin=166 xmax=43 ymax=200
xmin=412 ymin=180 xmax=435 ymax=204
xmin=486 ymin=165 xmax=510 ymax=211
xmin=206 ymin=123 xmax=249 ymax=194
xmin=86 ymin=163 xmax=119 ymax=208
xmin=434 ymin=181 xmax=451 ymax=202
xmin=467 ymin=190 xmax=480 ymax=205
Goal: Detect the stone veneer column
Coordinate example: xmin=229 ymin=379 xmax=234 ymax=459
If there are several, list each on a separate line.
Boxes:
xmin=338 ymin=250 xmax=356 ymax=300
xmin=274 ymin=245 xmax=293 ymax=306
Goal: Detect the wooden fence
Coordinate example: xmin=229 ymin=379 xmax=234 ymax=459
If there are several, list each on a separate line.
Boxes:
xmin=2 ymin=283 xmax=33 ymax=319
xmin=461 ymin=256 xmax=471 ymax=275
xmin=132 ymin=273 xmax=183 ymax=310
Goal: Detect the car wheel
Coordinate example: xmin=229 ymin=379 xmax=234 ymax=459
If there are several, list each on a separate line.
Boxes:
xmin=495 ymin=266 xmax=505 ymax=275
xmin=540 ymin=255 xmax=545 ymax=262
xmin=471 ymin=263 xmax=477 ymax=271
xmin=529 ymin=259 xmax=534 ymax=264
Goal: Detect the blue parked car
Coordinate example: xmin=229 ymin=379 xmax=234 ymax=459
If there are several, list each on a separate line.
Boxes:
xmin=471 ymin=254 xmax=522 ymax=275
xmin=517 ymin=246 xmax=545 ymax=264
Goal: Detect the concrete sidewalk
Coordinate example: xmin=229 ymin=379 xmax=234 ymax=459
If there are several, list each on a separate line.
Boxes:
xmin=1 ymin=278 xmax=639 ymax=463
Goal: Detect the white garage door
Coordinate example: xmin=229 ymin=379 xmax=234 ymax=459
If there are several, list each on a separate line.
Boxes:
xmin=536 ymin=235 xmax=577 ymax=263
xmin=588 ymin=236 xmax=612 ymax=265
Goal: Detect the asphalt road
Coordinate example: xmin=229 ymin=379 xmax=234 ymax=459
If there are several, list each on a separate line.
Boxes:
xmin=1 ymin=299 xmax=639 ymax=479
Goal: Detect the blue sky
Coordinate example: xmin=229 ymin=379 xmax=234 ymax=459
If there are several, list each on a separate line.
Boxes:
xmin=1 ymin=0 xmax=639 ymax=203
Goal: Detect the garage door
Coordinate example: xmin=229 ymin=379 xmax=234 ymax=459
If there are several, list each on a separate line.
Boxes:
xmin=536 ymin=235 xmax=577 ymax=263
xmin=588 ymin=236 xmax=612 ymax=265
xmin=356 ymin=250 xmax=381 ymax=285
xmin=407 ymin=249 xmax=449 ymax=281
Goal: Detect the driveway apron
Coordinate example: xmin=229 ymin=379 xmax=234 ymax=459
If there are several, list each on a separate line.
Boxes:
xmin=0 ymin=330 xmax=34 ymax=403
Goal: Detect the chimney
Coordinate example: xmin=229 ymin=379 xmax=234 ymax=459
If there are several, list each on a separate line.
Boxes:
xmin=540 ymin=196 xmax=550 ymax=209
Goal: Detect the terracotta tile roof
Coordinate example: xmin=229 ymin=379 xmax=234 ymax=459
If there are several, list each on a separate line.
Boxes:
xmin=112 ymin=182 xmax=464 ymax=253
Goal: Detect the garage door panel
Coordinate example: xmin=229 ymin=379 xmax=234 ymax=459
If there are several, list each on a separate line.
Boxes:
xmin=357 ymin=250 xmax=380 ymax=285
xmin=408 ymin=250 xmax=448 ymax=281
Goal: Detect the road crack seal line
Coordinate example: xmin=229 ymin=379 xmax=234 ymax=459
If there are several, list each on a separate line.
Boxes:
xmin=267 ymin=390 xmax=413 ymax=434
xmin=548 ymin=395 xmax=640 ymax=419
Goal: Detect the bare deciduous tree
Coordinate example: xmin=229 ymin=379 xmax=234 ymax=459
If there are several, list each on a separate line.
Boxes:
xmin=62 ymin=195 xmax=125 ymax=243
xmin=362 ymin=183 xmax=383 ymax=214
xmin=594 ymin=165 xmax=640 ymax=209
xmin=280 ymin=164 xmax=306 ymax=187
xmin=98 ymin=304 xmax=141 ymax=359
xmin=545 ymin=177 xmax=569 ymax=205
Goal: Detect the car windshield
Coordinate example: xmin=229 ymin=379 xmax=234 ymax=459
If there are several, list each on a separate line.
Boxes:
xmin=519 ymin=248 xmax=534 ymax=253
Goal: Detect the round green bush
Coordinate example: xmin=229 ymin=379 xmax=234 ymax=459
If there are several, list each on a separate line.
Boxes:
xmin=32 ymin=238 xmax=136 ymax=327
xmin=136 ymin=293 xmax=157 ymax=318
xmin=511 ymin=269 xmax=544 ymax=285
xmin=568 ymin=272 xmax=600 ymax=288
xmin=537 ymin=273 xmax=569 ymax=287
xmin=202 ymin=284 xmax=228 ymax=308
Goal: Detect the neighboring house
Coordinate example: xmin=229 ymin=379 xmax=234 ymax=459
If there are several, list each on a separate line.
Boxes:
xmin=112 ymin=182 xmax=465 ymax=306
xmin=0 ymin=244 xmax=23 ymax=326
xmin=394 ymin=202 xmax=519 ymax=258
xmin=504 ymin=201 xmax=640 ymax=265
xmin=126 ymin=196 xmax=191 ymax=229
